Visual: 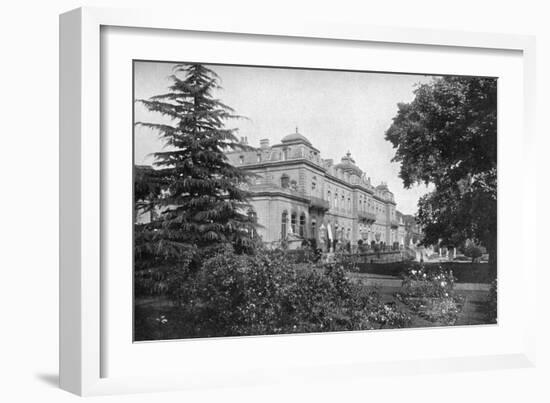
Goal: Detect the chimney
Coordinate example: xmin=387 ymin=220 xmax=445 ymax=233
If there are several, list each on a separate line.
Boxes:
xmin=260 ymin=138 xmax=270 ymax=149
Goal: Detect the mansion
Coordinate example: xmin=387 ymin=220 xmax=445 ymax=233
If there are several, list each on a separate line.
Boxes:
xmin=226 ymin=130 xmax=408 ymax=250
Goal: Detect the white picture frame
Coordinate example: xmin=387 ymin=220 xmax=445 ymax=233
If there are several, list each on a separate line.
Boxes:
xmin=60 ymin=6 xmax=537 ymax=396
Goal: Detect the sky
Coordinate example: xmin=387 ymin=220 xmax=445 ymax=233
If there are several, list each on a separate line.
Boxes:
xmin=134 ymin=61 xmax=435 ymax=215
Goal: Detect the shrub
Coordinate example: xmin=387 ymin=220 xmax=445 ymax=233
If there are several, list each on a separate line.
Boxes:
xmin=396 ymin=265 xmax=463 ymax=325
xmin=463 ymin=242 xmax=483 ymax=262
xmin=285 ymin=245 xmax=322 ymax=264
xmin=399 ymin=265 xmax=456 ymax=298
xmin=135 ymin=248 xmax=410 ymax=340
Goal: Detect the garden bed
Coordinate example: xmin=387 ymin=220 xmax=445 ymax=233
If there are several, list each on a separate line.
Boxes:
xmin=356 ymin=261 xmax=495 ymax=284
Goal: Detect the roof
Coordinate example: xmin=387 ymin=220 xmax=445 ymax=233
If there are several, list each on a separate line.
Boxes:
xmin=333 ymin=151 xmax=363 ymax=176
xmin=281 ymin=128 xmax=312 ymax=145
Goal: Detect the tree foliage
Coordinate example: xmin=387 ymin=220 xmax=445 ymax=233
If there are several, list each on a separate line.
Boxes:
xmin=134 ymin=64 xmax=257 ymax=279
xmin=385 ymin=76 xmax=497 ymax=264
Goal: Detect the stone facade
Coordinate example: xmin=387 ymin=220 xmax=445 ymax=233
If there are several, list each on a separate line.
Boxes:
xmin=226 ymin=130 xmax=406 ymax=250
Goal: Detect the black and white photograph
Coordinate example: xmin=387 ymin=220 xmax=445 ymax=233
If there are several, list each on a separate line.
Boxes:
xmin=3 ymin=0 xmax=549 ymax=399
xmin=133 ymin=61 xmax=497 ymax=341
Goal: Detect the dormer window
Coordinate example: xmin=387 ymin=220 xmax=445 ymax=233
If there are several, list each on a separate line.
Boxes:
xmin=239 ymin=155 xmax=244 ymax=165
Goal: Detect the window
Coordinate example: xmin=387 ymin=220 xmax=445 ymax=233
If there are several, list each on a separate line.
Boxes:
xmin=348 ymin=197 xmax=351 ymax=211
xmin=311 ymin=220 xmax=316 ymax=239
xmin=257 ymin=153 xmax=262 ymax=162
xmin=327 ymin=190 xmax=331 ymax=206
xmin=281 ymin=211 xmax=288 ymax=239
xmin=341 ymin=194 xmax=345 ymax=210
xmin=281 ymin=174 xmax=290 ymax=188
xmin=247 ymin=209 xmax=257 ymax=223
xmin=239 ymin=155 xmax=244 ymax=164
xmin=334 ymin=192 xmax=338 ymax=208
xmin=299 ymin=213 xmax=306 ymax=237
xmin=247 ymin=209 xmax=257 ymax=238
xmin=291 ymin=213 xmax=297 ymax=234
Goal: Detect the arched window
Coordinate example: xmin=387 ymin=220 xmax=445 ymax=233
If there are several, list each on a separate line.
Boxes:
xmin=299 ymin=213 xmax=306 ymax=237
xmin=281 ymin=211 xmax=288 ymax=239
xmin=348 ymin=197 xmax=351 ymax=211
xmin=327 ymin=190 xmax=331 ymax=206
xmin=281 ymin=174 xmax=290 ymax=188
xmin=334 ymin=192 xmax=338 ymax=209
xmin=311 ymin=220 xmax=317 ymax=239
xmin=341 ymin=194 xmax=345 ymax=210
xmin=291 ymin=213 xmax=297 ymax=234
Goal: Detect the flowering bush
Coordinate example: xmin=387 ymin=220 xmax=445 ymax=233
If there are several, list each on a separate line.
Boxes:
xmin=396 ymin=265 xmax=463 ymax=325
xmin=399 ymin=266 xmax=456 ymax=298
xmin=134 ymin=248 xmax=410 ymax=340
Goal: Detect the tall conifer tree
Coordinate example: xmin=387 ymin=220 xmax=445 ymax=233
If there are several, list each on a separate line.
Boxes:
xmin=134 ymin=64 xmax=257 ymax=277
